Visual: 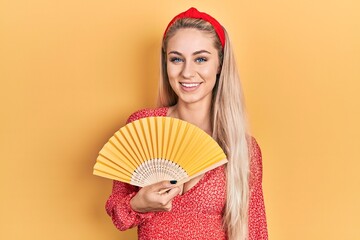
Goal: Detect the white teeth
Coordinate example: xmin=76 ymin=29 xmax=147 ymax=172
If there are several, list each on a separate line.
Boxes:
xmin=180 ymin=83 xmax=200 ymax=88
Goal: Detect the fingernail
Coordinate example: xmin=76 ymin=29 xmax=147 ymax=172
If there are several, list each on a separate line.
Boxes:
xmin=170 ymin=180 xmax=177 ymax=184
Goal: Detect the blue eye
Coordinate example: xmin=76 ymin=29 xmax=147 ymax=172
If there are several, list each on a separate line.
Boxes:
xmin=195 ymin=57 xmax=207 ymax=63
xmin=170 ymin=57 xmax=183 ymax=63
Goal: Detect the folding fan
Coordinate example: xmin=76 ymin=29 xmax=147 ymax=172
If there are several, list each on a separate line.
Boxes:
xmin=93 ymin=116 xmax=227 ymax=187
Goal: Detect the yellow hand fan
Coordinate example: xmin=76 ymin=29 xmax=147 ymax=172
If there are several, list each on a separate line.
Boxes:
xmin=93 ymin=116 xmax=227 ymax=187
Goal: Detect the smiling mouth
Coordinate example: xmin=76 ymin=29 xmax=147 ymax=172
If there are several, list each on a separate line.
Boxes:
xmin=180 ymin=82 xmax=201 ymax=88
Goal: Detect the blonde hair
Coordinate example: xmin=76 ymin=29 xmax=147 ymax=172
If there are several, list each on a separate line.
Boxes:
xmin=158 ymin=18 xmax=250 ymax=240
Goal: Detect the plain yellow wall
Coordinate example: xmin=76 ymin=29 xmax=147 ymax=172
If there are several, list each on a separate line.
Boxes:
xmin=1 ymin=0 xmax=359 ymax=239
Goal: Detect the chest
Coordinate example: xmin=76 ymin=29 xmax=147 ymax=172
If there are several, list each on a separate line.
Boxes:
xmin=172 ymin=166 xmax=226 ymax=214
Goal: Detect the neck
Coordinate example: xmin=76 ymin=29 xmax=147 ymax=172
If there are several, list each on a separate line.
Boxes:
xmin=169 ymin=101 xmax=212 ymax=135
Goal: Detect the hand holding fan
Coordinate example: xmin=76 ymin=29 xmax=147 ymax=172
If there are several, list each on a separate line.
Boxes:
xmin=93 ymin=116 xmax=227 ymax=187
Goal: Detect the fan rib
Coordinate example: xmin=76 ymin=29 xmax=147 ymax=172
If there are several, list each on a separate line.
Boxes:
xmin=108 ymin=137 xmax=138 ymax=170
xmin=94 ymin=168 xmax=130 ymax=183
xmin=138 ymin=119 xmax=149 ymax=159
xmin=176 ymin=127 xmax=201 ymax=168
xmin=94 ymin=154 xmax=133 ymax=182
xmin=167 ymin=118 xmax=181 ymax=162
xmin=130 ymin=121 xmax=149 ymax=161
xmin=163 ymin=118 xmax=172 ymax=161
xmin=176 ymin=125 xmax=200 ymax=166
xmin=149 ymin=117 xmax=158 ymax=159
xmin=157 ymin=117 xmax=164 ymax=160
xmin=98 ymin=147 xmax=134 ymax=174
xmin=174 ymin=124 xmax=192 ymax=163
xmin=118 ymin=129 xmax=143 ymax=167
xmin=186 ymin=138 xmax=221 ymax=173
xmin=132 ymin=120 xmax=154 ymax=178
xmin=143 ymin=118 xmax=154 ymax=159
xmin=186 ymin=158 xmax=228 ymax=180
xmin=190 ymin=149 xmax=225 ymax=175
xmin=179 ymin=131 xmax=209 ymax=169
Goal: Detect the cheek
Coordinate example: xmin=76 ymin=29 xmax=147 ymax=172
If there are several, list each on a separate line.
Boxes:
xmin=199 ymin=64 xmax=219 ymax=80
xmin=166 ymin=67 xmax=178 ymax=89
xmin=167 ymin=65 xmax=179 ymax=80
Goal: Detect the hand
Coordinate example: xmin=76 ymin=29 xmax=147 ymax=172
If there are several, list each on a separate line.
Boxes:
xmin=130 ymin=180 xmax=182 ymax=213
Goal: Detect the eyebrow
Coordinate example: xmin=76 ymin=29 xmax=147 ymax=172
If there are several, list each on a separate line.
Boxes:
xmin=168 ymin=50 xmax=212 ymax=56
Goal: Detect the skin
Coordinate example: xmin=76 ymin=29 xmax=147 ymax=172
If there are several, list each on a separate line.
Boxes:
xmin=130 ymin=28 xmax=221 ymax=213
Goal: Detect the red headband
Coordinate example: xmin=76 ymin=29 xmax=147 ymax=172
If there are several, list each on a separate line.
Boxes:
xmin=163 ymin=7 xmax=225 ymax=48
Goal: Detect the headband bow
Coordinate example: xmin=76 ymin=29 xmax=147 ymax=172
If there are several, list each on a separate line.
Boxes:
xmin=164 ymin=7 xmax=225 ymax=48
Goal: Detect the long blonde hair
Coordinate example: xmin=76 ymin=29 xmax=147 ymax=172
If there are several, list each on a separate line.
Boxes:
xmin=158 ymin=18 xmax=250 ymax=240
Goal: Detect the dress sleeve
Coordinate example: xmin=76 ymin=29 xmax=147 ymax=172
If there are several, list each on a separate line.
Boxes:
xmin=248 ymin=137 xmax=268 ymax=240
xmin=105 ymin=181 xmax=155 ymax=231
xmin=104 ymin=110 xmax=155 ymax=231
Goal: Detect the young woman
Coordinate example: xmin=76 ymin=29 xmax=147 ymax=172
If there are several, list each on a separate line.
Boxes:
xmin=105 ymin=7 xmax=268 ymax=240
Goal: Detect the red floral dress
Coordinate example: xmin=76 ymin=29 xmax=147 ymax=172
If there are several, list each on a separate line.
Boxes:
xmin=105 ymin=107 xmax=268 ymax=240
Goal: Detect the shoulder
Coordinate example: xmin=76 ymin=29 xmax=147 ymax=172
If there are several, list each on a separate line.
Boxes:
xmin=249 ymin=136 xmax=263 ymax=183
xmin=126 ymin=107 xmax=169 ymax=124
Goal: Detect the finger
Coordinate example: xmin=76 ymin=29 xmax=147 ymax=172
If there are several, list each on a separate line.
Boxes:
xmin=152 ymin=180 xmax=178 ymax=192
xmin=177 ymin=184 xmax=184 ymax=195
xmin=163 ymin=186 xmax=181 ymax=200
xmin=163 ymin=202 xmax=173 ymax=212
xmin=158 ymin=180 xmax=187 ymax=194
xmin=153 ymin=202 xmax=173 ymax=212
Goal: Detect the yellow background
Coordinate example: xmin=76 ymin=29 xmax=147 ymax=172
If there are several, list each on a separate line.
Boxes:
xmin=1 ymin=0 xmax=359 ymax=239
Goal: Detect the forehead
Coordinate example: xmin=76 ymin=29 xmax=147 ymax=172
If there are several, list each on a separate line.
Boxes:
xmin=167 ymin=28 xmax=217 ymax=53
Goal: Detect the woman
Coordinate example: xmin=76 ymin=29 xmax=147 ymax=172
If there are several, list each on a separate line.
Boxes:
xmin=105 ymin=7 xmax=268 ymax=240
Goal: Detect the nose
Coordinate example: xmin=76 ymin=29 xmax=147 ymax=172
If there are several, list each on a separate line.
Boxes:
xmin=181 ymin=61 xmax=195 ymax=79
